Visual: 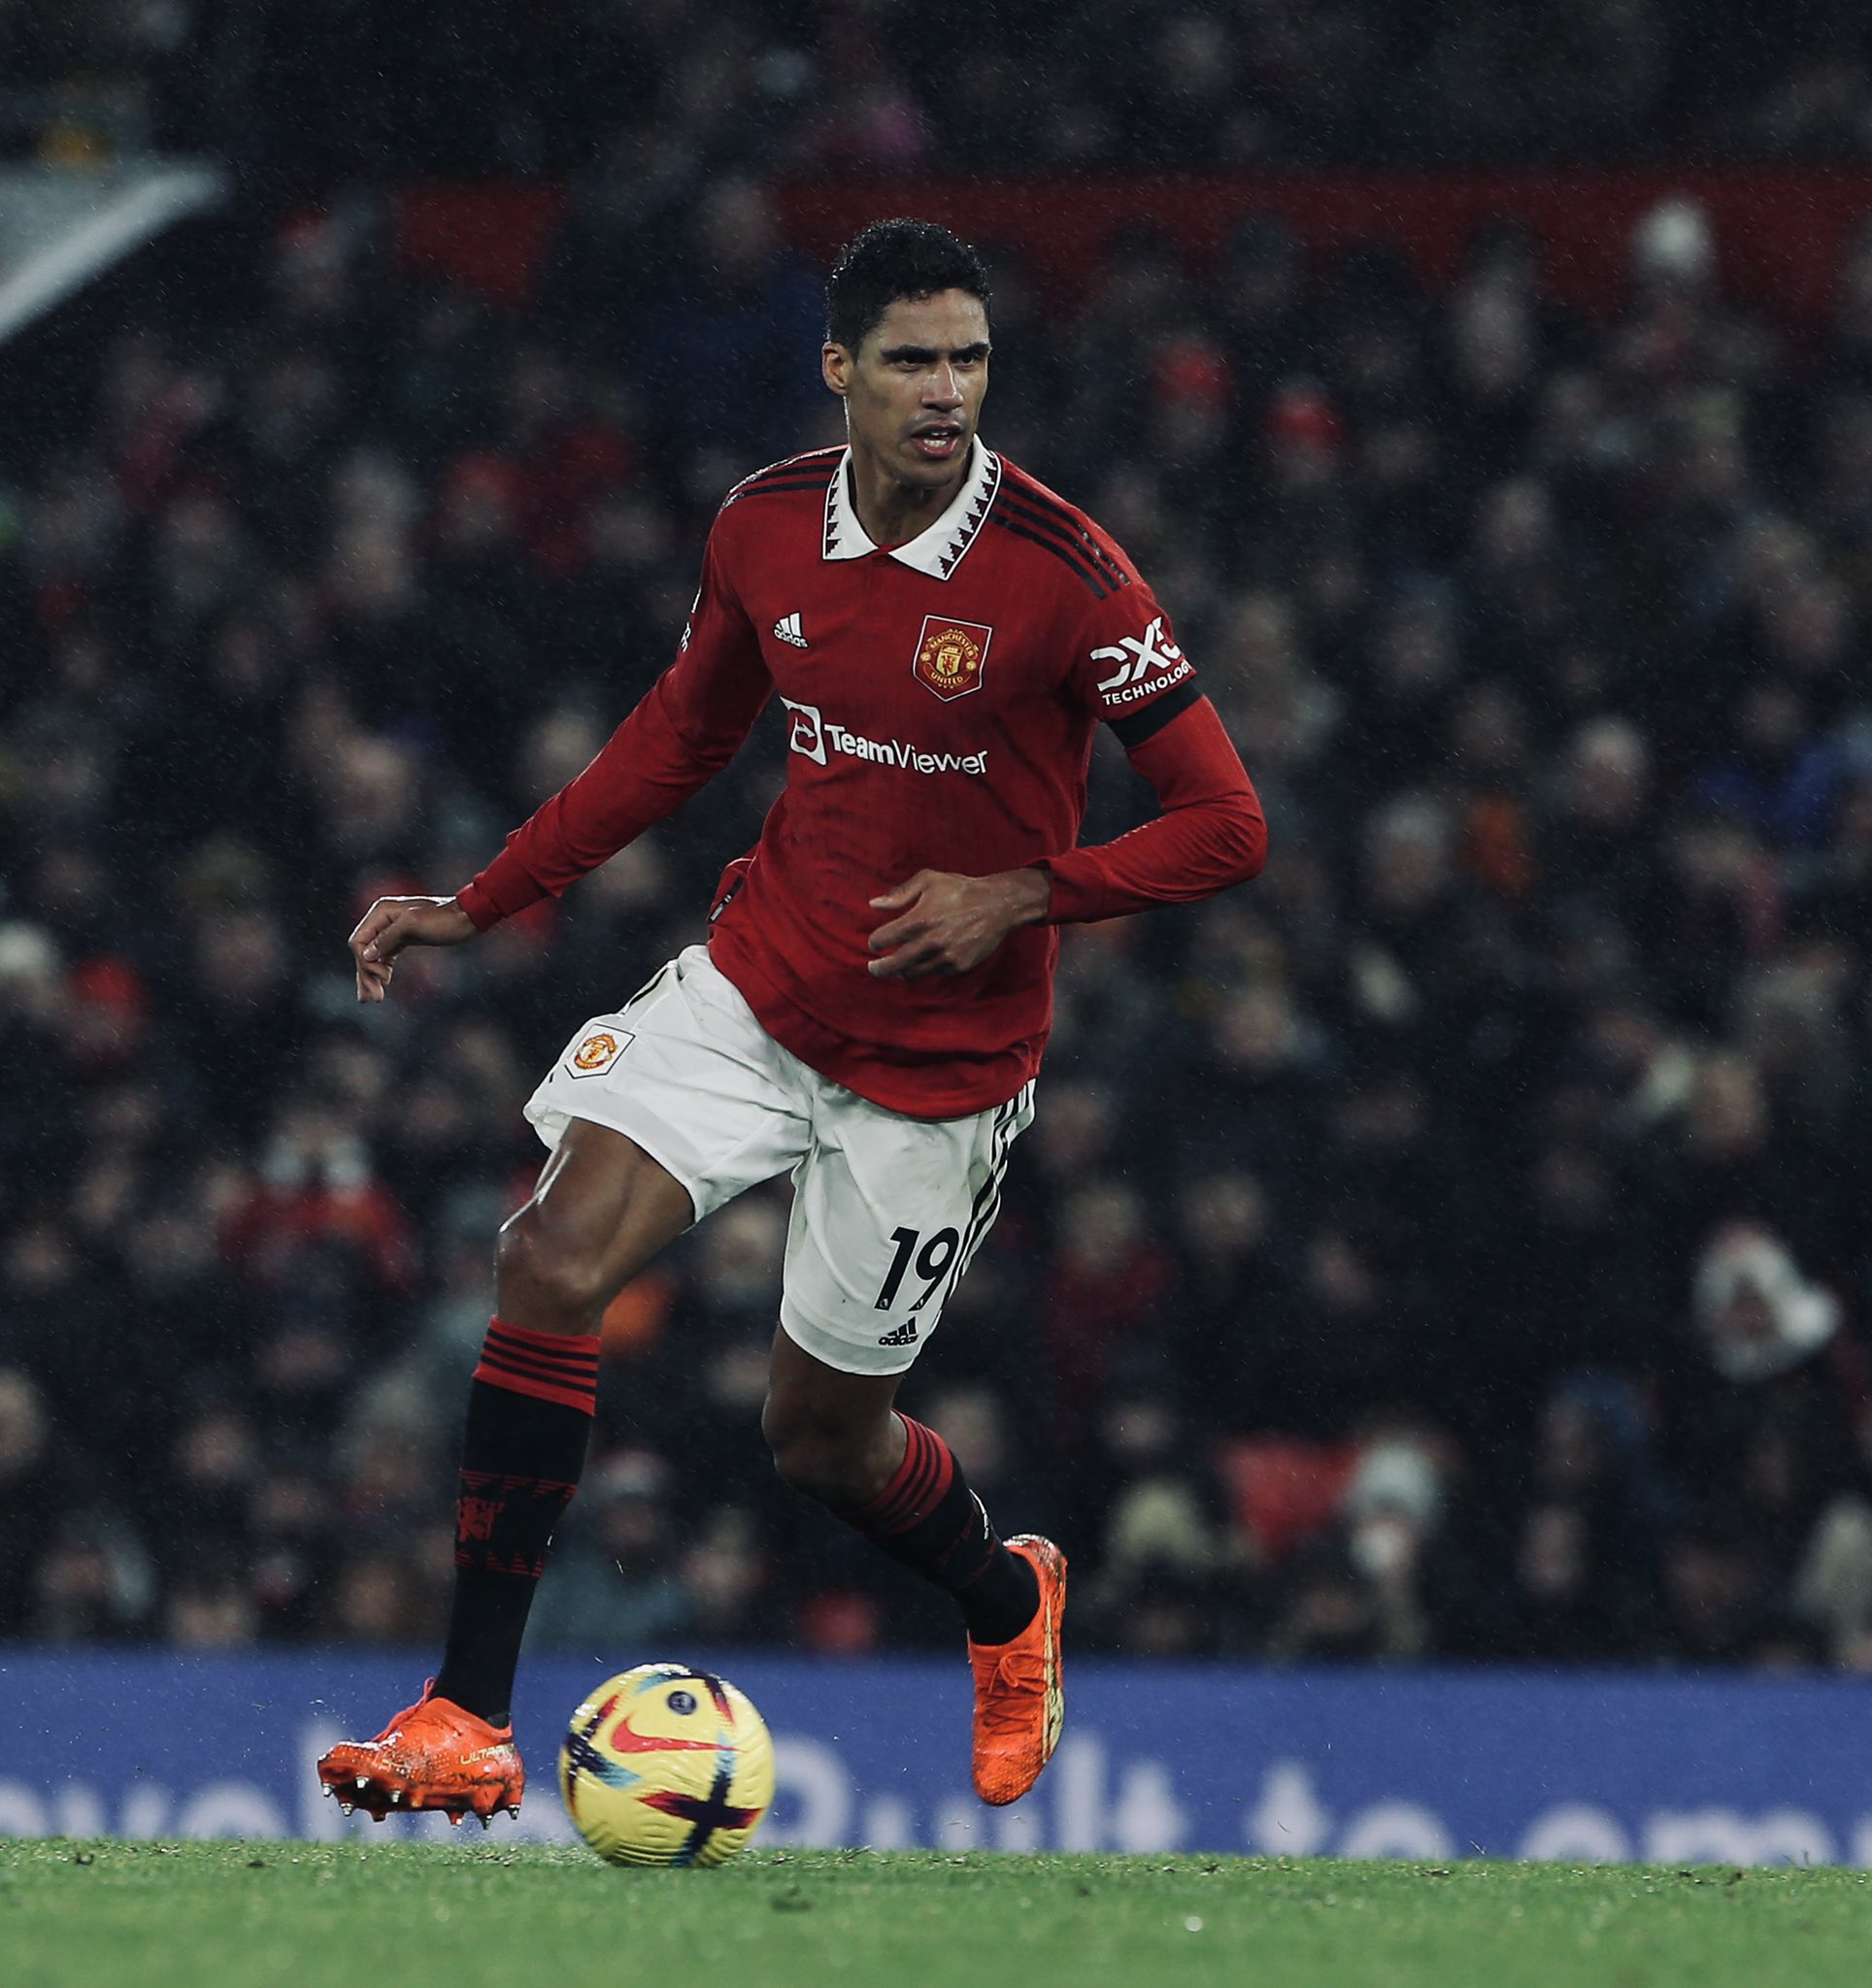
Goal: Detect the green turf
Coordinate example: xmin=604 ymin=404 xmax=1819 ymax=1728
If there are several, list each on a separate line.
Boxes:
xmin=5 ymin=1839 xmax=1871 ymax=1988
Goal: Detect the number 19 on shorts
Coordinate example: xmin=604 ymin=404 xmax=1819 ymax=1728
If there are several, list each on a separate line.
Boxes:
xmin=875 ymin=1226 xmax=960 ymax=1311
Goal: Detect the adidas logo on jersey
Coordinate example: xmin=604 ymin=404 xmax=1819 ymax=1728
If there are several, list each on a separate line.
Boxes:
xmin=773 ymin=613 xmax=809 ymax=648
xmin=877 ymin=1320 xmax=919 ymax=1347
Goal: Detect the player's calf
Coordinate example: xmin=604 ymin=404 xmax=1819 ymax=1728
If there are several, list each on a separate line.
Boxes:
xmin=824 ymin=1413 xmax=1042 ymax=1645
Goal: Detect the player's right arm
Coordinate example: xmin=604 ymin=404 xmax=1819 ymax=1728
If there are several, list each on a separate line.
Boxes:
xmin=349 ymin=894 xmax=477 ymax=1003
xmin=458 ymin=526 xmax=772 ymax=929
xmin=347 ymin=523 xmax=772 ymax=1003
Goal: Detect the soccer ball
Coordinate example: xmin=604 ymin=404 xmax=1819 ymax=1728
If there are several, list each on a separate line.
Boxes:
xmin=558 ymin=1663 xmax=776 ymax=1868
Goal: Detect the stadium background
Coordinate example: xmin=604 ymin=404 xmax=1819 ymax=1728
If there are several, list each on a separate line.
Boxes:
xmin=8 ymin=0 xmax=1872 ymax=1709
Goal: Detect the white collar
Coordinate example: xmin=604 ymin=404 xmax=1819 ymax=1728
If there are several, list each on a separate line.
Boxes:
xmin=821 ymin=438 xmax=1001 ymax=580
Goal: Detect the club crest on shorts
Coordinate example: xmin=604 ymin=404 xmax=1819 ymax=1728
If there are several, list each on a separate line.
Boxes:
xmin=567 ymin=1027 xmax=633 ymax=1077
xmin=913 ymin=615 xmax=991 ymax=702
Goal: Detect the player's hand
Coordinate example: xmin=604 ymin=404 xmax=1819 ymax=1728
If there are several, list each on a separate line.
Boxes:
xmin=867 ymin=868 xmax=1051 ymax=979
xmin=348 ymin=895 xmax=477 ymax=1003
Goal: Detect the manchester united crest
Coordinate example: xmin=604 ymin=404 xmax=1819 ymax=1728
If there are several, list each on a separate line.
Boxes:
xmin=568 ymin=1027 xmax=632 ymax=1077
xmin=913 ymin=615 xmax=991 ymax=702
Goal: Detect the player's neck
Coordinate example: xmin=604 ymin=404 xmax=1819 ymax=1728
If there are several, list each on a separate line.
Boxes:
xmin=847 ymin=447 xmax=967 ymax=550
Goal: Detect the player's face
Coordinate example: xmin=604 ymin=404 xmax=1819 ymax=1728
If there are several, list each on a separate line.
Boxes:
xmin=823 ymin=289 xmax=990 ymax=492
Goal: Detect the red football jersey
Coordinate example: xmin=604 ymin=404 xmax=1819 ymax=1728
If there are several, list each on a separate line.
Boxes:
xmin=459 ymin=441 xmax=1263 ymax=1115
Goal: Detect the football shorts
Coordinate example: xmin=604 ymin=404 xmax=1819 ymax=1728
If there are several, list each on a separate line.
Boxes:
xmin=524 ymin=944 xmax=1035 ymax=1375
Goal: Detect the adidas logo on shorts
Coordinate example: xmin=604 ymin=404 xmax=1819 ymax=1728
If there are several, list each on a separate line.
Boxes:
xmin=877 ymin=1321 xmax=919 ymax=1347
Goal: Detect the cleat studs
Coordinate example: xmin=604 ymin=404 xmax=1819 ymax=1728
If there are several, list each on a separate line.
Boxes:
xmin=355 ymin=1778 xmax=369 ymax=1790
xmin=388 ymin=1790 xmax=403 ymax=1806
xmin=338 ymin=1803 xmax=353 ymax=1816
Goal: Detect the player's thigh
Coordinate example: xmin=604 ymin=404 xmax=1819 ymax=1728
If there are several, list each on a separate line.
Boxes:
xmin=523 ymin=944 xmax=811 ymax=1227
xmin=500 ymin=1117 xmax=696 ymax=1308
xmin=778 ymin=1080 xmax=1035 ymax=1376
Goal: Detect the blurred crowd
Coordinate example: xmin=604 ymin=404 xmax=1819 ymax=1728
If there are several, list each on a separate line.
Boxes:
xmin=12 ymin=1 xmax=1872 ymax=178
xmin=11 ymin=143 xmax=1872 ymax=1674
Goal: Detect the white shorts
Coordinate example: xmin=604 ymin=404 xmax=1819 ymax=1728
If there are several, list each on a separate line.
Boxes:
xmin=523 ymin=945 xmax=1035 ymax=1375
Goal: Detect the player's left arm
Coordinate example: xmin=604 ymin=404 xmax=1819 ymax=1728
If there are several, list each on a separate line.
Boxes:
xmin=864 ymin=697 xmax=1263 ymax=977
xmin=1034 ymin=691 xmax=1266 ymax=922
xmin=866 ymin=865 xmax=1053 ymax=979
xmin=867 ymin=576 xmax=1265 ymax=977
xmin=1036 ymin=571 xmax=1265 ymax=921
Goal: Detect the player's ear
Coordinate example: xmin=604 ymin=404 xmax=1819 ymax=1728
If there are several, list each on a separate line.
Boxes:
xmin=821 ymin=342 xmax=852 ymax=397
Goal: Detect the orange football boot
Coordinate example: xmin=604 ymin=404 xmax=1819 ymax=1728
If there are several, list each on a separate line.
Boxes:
xmin=316 ymin=1682 xmax=524 ymax=1827
xmin=967 ymin=1535 xmax=1067 ymax=1806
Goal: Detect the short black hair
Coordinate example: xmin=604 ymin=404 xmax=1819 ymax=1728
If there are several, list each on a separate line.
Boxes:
xmin=824 ymin=218 xmax=991 ymax=353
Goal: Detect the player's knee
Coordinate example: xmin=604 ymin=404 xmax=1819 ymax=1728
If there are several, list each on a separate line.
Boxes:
xmin=762 ymin=1401 xmax=874 ymax=1509
xmin=494 ymin=1207 xmax=612 ymax=1329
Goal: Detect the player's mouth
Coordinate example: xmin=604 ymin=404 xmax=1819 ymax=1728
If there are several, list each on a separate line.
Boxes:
xmin=909 ymin=422 xmax=965 ymax=462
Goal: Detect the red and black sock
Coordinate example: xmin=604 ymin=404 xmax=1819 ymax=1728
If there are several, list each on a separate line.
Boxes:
xmin=432 ymin=1318 xmax=599 ymax=1725
xmin=835 ymin=1415 xmax=1040 ymax=1646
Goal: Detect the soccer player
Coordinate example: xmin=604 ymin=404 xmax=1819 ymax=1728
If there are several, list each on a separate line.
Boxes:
xmin=318 ymin=219 xmax=1265 ymax=1826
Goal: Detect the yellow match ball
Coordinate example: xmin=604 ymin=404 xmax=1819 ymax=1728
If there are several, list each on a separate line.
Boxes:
xmin=558 ymin=1663 xmax=776 ymax=1868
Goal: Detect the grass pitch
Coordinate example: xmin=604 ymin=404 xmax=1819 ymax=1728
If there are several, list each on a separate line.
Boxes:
xmin=5 ymin=1839 xmax=1871 ymax=1988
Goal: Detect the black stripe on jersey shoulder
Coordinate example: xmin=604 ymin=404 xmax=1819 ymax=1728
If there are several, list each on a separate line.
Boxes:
xmin=986 ymin=512 xmax=1113 ymax=597
xmin=723 ymin=449 xmax=842 ymax=506
xmin=749 ymin=447 xmax=843 ymax=483
xmin=995 ymin=497 xmax=1132 ymax=596
xmin=727 ymin=476 xmax=832 ymax=504
xmin=987 ymin=475 xmax=1124 ymax=595
xmin=994 ymin=477 xmax=1132 ymax=588
xmin=1109 ymin=678 xmax=1203 ymax=747
xmin=996 ymin=478 xmax=1121 ymax=550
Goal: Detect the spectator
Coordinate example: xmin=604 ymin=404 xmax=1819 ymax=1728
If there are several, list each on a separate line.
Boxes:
xmin=1075 ymin=1382 xmax=1257 ymax=1658
xmin=0 ymin=1371 xmax=68 ymax=1636
xmin=1500 ymin=1379 xmax=1665 ymax=1661
xmin=29 ymin=1514 xmax=151 ymax=1642
xmin=626 ymin=177 xmax=826 ymax=486
xmin=1658 ymin=1225 xmax=1872 ymax=1646
xmin=677 ymin=1504 xmax=784 ymax=1647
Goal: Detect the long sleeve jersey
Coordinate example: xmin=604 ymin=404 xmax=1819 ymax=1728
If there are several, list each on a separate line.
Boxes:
xmin=457 ymin=440 xmax=1266 ymax=1116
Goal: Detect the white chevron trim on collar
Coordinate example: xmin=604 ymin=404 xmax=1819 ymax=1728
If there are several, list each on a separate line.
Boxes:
xmin=821 ymin=439 xmax=1000 ymax=580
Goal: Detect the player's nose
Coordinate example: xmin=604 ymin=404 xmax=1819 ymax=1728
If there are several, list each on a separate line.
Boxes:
xmin=923 ymin=366 xmax=964 ymax=408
